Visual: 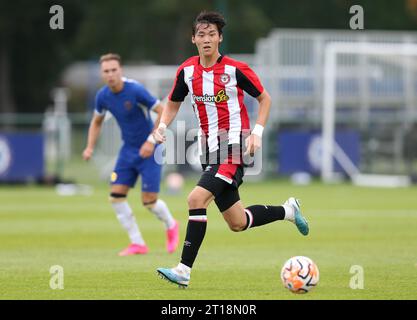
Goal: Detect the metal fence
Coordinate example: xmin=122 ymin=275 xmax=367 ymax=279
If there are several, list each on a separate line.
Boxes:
xmin=255 ymin=29 xmax=417 ymax=124
xmin=255 ymin=29 xmax=417 ymax=176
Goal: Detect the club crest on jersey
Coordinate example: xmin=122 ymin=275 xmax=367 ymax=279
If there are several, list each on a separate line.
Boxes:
xmin=192 ymin=89 xmax=229 ymax=104
xmin=124 ymin=101 xmax=132 ymax=111
xmin=220 ymin=73 xmax=231 ymax=85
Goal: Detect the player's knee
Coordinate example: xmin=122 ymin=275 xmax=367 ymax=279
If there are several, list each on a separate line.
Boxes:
xmin=142 ymin=194 xmax=158 ymax=208
xmin=143 ymin=199 xmax=157 ymax=209
xmin=109 ymin=193 xmax=127 ymax=203
xmin=187 ymin=193 xmax=204 ymax=209
xmin=228 ymin=221 xmax=245 ymax=232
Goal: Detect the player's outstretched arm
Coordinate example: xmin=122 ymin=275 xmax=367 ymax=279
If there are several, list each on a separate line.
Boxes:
xmin=139 ymin=103 xmax=164 ymax=158
xmin=144 ymin=102 xmax=164 ymax=146
xmin=82 ymin=114 xmax=105 ymax=161
xmin=150 ymin=102 xmax=164 ymax=132
xmin=153 ymin=100 xmax=181 ymax=143
xmin=254 ymin=89 xmax=271 ymax=128
xmin=244 ymin=90 xmax=271 ymax=156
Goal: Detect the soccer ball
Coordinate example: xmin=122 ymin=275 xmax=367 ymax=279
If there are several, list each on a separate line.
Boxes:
xmin=281 ymin=256 xmax=319 ymax=294
xmin=165 ymin=172 xmax=184 ymax=194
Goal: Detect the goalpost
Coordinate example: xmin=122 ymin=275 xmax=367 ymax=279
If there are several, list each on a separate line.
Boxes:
xmin=322 ymin=42 xmax=417 ymax=187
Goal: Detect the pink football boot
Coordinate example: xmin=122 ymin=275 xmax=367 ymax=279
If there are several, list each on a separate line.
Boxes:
xmin=166 ymin=221 xmax=179 ymax=253
xmin=118 ymin=243 xmax=149 ymax=256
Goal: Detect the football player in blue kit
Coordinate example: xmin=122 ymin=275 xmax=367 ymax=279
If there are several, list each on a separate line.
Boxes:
xmin=83 ymin=53 xmax=179 ymax=256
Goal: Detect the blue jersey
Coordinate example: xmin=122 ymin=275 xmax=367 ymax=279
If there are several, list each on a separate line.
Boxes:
xmin=95 ymin=78 xmax=159 ymax=148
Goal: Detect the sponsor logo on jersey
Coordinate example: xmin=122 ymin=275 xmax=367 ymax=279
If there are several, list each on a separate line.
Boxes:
xmin=192 ymin=89 xmax=229 ymax=104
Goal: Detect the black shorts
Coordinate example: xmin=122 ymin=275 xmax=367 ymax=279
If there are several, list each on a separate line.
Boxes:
xmin=197 ymin=163 xmax=244 ymax=212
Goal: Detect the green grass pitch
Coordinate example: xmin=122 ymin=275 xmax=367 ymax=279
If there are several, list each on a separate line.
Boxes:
xmin=0 ymin=179 xmax=416 ymax=300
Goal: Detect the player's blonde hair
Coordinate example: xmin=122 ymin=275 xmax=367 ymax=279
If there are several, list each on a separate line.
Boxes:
xmin=99 ymin=53 xmax=122 ymax=65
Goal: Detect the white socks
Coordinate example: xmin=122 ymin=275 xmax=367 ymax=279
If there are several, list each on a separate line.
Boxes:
xmin=282 ymin=204 xmax=295 ymax=222
xmin=112 ymin=201 xmax=145 ymax=245
xmin=176 ymin=263 xmax=191 ymax=276
xmin=148 ymin=199 xmax=176 ymax=229
xmin=111 ymin=198 xmax=175 ymax=245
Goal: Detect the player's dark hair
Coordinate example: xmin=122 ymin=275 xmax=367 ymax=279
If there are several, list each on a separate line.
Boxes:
xmin=99 ymin=53 xmax=122 ymax=65
xmin=192 ymin=11 xmax=226 ymax=35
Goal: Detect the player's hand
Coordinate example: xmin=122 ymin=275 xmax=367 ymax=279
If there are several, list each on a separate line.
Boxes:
xmin=153 ymin=123 xmax=167 ymax=144
xmin=139 ymin=141 xmax=155 ymax=158
xmin=82 ymin=147 xmax=94 ymax=161
xmin=244 ymin=134 xmax=262 ymax=157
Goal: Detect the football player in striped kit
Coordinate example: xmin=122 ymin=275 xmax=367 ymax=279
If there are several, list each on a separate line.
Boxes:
xmin=155 ymin=11 xmax=309 ymax=287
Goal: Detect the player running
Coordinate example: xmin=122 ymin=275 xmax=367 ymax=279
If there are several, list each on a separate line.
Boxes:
xmin=83 ymin=53 xmax=179 ymax=256
xmin=154 ymin=11 xmax=309 ymax=287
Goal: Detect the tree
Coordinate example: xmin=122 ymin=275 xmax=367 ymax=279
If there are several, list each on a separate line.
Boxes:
xmin=2 ymin=0 xmax=417 ymax=114
xmin=0 ymin=0 xmax=83 ymax=114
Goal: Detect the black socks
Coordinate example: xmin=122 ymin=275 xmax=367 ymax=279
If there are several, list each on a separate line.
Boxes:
xmin=244 ymin=205 xmax=285 ymax=229
xmin=180 ymin=209 xmax=207 ymax=268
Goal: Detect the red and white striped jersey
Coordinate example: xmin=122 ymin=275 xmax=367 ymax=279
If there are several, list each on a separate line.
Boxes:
xmin=169 ymin=55 xmax=264 ymax=159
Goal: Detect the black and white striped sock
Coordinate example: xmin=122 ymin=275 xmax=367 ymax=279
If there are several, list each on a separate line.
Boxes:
xmin=244 ymin=205 xmax=285 ymax=230
xmin=180 ymin=208 xmax=207 ymax=268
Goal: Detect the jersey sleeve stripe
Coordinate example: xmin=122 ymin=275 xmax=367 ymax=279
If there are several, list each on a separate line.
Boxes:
xmin=94 ymin=109 xmax=106 ymax=116
xmin=236 ymin=67 xmax=264 ymax=98
xmin=149 ymin=99 xmax=160 ymax=110
xmin=169 ymin=69 xmax=189 ymax=102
